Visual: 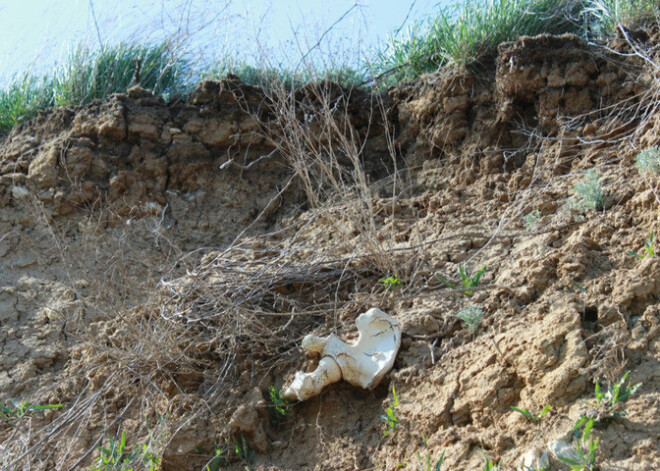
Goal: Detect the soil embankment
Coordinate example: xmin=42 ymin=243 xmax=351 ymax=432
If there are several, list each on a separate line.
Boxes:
xmin=1 ymin=33 xmax=659 ymax=470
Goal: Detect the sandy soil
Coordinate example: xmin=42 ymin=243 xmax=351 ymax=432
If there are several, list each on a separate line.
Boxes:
xmin=1 ymin=33 xmax=659 ymax=470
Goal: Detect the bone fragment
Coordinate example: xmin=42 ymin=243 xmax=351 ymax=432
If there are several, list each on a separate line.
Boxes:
xmin=283 ymin=308 xmax=401 ymax=401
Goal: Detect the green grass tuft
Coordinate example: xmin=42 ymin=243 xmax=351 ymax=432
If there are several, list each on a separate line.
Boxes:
xmin=370 ymin=0 xmax=660 ymax=85
xmin=628 ymin=232 xmax=656 ymax=258
xmin=583 ymin=0 xmax=659 ymax=37
xmin=379 ymin=274 xmax=403 ymax=292
xmin=558 ymin=418 xmax=599 ymax=471
xmin=371 ymin=0 xmax=585 ymax=84
xmin=635 ymin=146 xmax=660 ymax=174
xmin=416 ymin=436 xmax=445 ymax=471
xmin=0 ymin=400 xmax=62 ymax=424
xmin=50 ymin=42 xmax=189 ymax=106
xmin=202 ymin=60 xmax=366 ymax=91
xmin=436 ymin=264 xmax=487 ymax=297
xmin=569 ymin=169 xmax=605 ymax=212
xmin=0 ymin=75 xmax=52 ymax=134
xmin=457 ymin=305 xmax=485 ymax=334
xmin=2 ymin=0 xmax=659 ymax=135
xmin=267 ymin=385 xmax=292 ymax=424
xmin=511 ymin=404 xmax=551 ymax=424
xmin=523 ymin=209 xmax=542 ymax=233
xmin=0 ymin=42 xmax=188 ymax=135
xmin=90 ymin=430 xmax=161 ymax=471
xmin=381 ymin=385 xmax=400 ymax=436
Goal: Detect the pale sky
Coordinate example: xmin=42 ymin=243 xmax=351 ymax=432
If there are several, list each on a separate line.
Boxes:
xmin=0 ymin=0 xmax=443 ymax=83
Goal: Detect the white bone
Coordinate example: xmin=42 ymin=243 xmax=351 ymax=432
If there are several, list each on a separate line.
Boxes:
xmin=283 ymin=308 xmax=401 ymax=401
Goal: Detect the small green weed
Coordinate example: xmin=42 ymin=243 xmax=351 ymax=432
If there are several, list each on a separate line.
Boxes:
xmin=379 ymin=275 xmax=403 ymax=291
xmin=90 ymin=431 xmax=135 ymax=471
xmin=482 ymin=455 xmax=500 ymax=471
xmin=233 ymin=434 xmax=255 ymax=467
xmin=456 ymin=305 xmax=484 ymax=335
xmin=635 ymin=146 xmax=660 ymax=174
xmin=557 ymin=418 xmax=599 ymax=471
xmin=203 ymin=435 xmax=255 ymax=471
xmin=204 ymin=439 xmax=231 ymax=471
xmin=436 ymin=265 xmax=487 ymax=297
xmin=568 ymin=169 xmax=604 ymax=211
xmin=416 ymin=451 xmax=444 ymax=471
xmin=416 ymin=435 xmax=444 ymax=471
xmin=570 ymin=280 xmax=588 ymax=294
xmin=572 ymin=370 xmax=642 ymax=435
xmin=573 ymin=415 xmax=593 ymax=435
xmin=89 ymin=431 xmax=160 ymax=471
xmin=595 ymin=371 xmax=642 ymax=406
xmin=381 ymin=385 xmax=400 ymax=436
xmin=591 ymin=370 xmax=641 ymax=419
xmin=268 ymin=385 xmax=292 ymax=424
xmin=511 ymin=405 xmax=551 ymax=424
xmin=0 ymin=400 xmax=62 ymax=424
xmin=628 ymin=232 xmax=655 ymax=258
xmin=0 ymin=74 xmax=51 ymax=134
xmin=523 ymin=209 xmax=542 ymax=233
xmin=139 ymin=445 xmax=161 ymax=471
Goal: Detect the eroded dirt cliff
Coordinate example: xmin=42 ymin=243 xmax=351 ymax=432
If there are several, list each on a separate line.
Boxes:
xmin=1 ymin=33 xmax=660 ymax=470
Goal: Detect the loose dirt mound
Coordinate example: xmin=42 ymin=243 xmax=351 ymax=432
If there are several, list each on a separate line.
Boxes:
xmin=1 ymin=34 xmax=660 ymax=470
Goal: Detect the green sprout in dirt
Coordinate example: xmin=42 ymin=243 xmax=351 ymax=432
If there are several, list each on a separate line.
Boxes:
xmin=139 ymin=445 xmax=161 ymax=471
xmin=268 ymin=385 xmax=292 ymax=424
xmin=201 ymin=435 xmax=254 ymax=470
xmin=570 ymin=280 xmax=588 ymax=294
xmin=457 ymin=305 xmax=484 ymax=335
xmin=482 ymin=455 xmax=501 ymax=471
xmin=416 ymin=435 xmax=445 ymax=471
xmin=591 ymin=370 xmax=641 ymax=419
xmin=417 ymin=452 xmax=445 ymax=471
xmin=0 ymin=400 xmax=62 ymax=424
xmin=381 ymin=385 xmax=400 ymax=436
xmin=89 ymin=430 xmax=160 ymax=471
xmin=557 ymin=418 xmax=599 ymax=471
xmin=379 ymin=274 xmax=403 ymax=291
xmin=511 ymin=404 xmax=551 ymax=424
xmin=573 ymin=370 xmax=642 ymax=433
xmin=233 ymin=434 xmax=255 ymax=467
xmin=204 ymin=438 xmax=231 ymax=471
xmin=595 ymin=371 xmax=642 ymax=407
xmin=568 ymin=169 xmax=605 ymax=212
xmin=523 ymin=209 xmax=542 ymax=233
xmin=90 ymin=431 xmax=135 ymax=471
xmin=628 ymin=232 xmax=655 ymax=258
xmin=436 ymin=264 xmax=487 ymax=297
xmin=635 ymin=146 xmax=660 ymax=174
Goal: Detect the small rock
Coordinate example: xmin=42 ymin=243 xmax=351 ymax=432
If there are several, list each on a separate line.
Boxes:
xmin=519 ymin=448 xmax=549 ymax=470
xmin=548 ymin=437 xmax=576 ymax=462
xmin=229 ymin=404 xmax=259 ymax=435
xmin=11 ymin=186 xmax=30 ymax=200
